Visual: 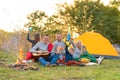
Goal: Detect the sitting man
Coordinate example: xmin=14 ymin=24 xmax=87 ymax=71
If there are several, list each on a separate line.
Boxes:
xmin=29 ymin=34 xmax=59 ymax=66
xmin=51 ymin=33 xmax=66 ymax=65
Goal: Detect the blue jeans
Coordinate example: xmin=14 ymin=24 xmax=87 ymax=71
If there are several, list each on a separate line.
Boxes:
xmin=65 ymin=46 xmax=73 ymax=62
xmin=38 ymin=53 xmax=59 ymax=66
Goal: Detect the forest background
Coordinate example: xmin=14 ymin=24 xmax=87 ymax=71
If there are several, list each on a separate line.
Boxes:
xmin=0 ymin=0 xmax=120 ymax=55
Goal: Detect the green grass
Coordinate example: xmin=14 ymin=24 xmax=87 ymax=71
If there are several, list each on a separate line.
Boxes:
xmin=0 ymin=51 xmax=120 ymax=80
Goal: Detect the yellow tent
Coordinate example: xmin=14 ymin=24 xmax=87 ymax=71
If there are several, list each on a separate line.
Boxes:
xmin=74 ymin=32 xmax=119 ymax=57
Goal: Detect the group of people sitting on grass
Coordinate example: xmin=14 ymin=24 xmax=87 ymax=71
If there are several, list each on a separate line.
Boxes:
xmin=22 ymin=30 xmax=104 ymax=67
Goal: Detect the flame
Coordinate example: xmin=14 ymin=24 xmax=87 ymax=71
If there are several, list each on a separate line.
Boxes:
xmin=19 ymin=47 xmax=24 ymax=60
xmin=15 ymin=58 xmax=24 ymax=64
xmin=15 ymin=47 xmax=24 ymax=64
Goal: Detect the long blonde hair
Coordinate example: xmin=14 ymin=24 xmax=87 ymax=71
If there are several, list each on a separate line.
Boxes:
xmin=75 ymin=40 xmax=83 ymax=53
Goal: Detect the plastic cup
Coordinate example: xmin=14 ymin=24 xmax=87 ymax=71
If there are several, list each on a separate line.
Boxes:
xmin=29 ymin=27 xmax=32 ymax=32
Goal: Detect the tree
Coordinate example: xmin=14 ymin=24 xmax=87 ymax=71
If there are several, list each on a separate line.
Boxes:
xmin=25 ymin=10 xmax=48 ymax=35
xmin=111 ymin=0 xmax=120 ymax=7
xmin=24 ymin=0 xmax=120 ymax=44
xmin=55 ymin=0 xmax=120 ymax=44
xmin=0 ymin=30 xmax=10 ymax=49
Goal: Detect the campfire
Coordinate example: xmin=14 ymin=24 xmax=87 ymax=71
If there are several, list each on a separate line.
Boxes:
xmin=8 ymin=48 xmax=38 ymax=71
xmin=8 ymin=58 xmax=38 ymax=70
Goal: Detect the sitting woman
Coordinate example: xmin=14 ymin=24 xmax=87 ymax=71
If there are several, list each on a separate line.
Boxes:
xmin=24 ymin=28 xmax=40 ymax=62
xmin=69 ymin=40 xmax=83 ymax=61
xmin=67 ymin=40 xmax=104 ymax=65
xmin=64 ymin=40 xmax=84 ymax=66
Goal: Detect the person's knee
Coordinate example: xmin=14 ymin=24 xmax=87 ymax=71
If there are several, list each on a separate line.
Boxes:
xmin=38 ymin=57 xmax=43 ymax=61
xmin=55 ymin=53 xmax=60 ymax=56
xmin=55 ymin=54 xmax=59 ymax=58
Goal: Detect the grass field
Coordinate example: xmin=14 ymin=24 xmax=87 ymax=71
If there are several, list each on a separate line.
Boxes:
xmin=0 ymin=51 xmax=120 ymax=80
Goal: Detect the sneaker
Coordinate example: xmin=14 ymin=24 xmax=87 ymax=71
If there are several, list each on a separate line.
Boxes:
xmin=58 ymin=63 xmax=64 ymax=66
xmin=22 ymin=60 xmax=32 ymax=63
xmin=50 ymin=64 xmax=57 ymax=67
xmin=22 ymin=60 xmax=28 ymax=63
xmin=27 ymin=60 xmax=32 ymax=63
xmin=97 ymin=56 xmax=104 ymax=65
xmin=85 ymin=62 xmax=98 ymax=66
xmin=97 ymin=56 xmax=101 ymax=59
xmin=79 ymin=64 xmax=85 ymax=67
xmin=45 ymin=63 xmax=50 ymax=67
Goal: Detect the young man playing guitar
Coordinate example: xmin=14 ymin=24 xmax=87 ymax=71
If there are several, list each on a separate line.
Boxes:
xmin=29 ymin=34 xmax=59 ymax=66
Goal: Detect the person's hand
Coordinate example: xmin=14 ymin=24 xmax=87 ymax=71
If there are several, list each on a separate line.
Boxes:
xmin=56 ymin=47 xmax=63 ymax=54
xmin=28 ymin=27 xmax=32 ymax=33
xmin=56 ymin=50 xmax=60 ymax=54
xmin=28 ymin=27 xmax=30 ymax=33
xmin=36 ymin=50 xmax=43 ymax=54
xmin=69 ymin=38 xmax=73 ymax=42
xmin=56 ymin=47 xmax=60 ymax=54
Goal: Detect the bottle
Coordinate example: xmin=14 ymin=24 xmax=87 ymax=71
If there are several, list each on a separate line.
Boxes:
xmin=67 ymin=32 xmax=71 ymax=41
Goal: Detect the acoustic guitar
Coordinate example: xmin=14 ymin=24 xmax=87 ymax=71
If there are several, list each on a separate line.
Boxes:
xmin=32 ymin=51 xmax=50 ymax=62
